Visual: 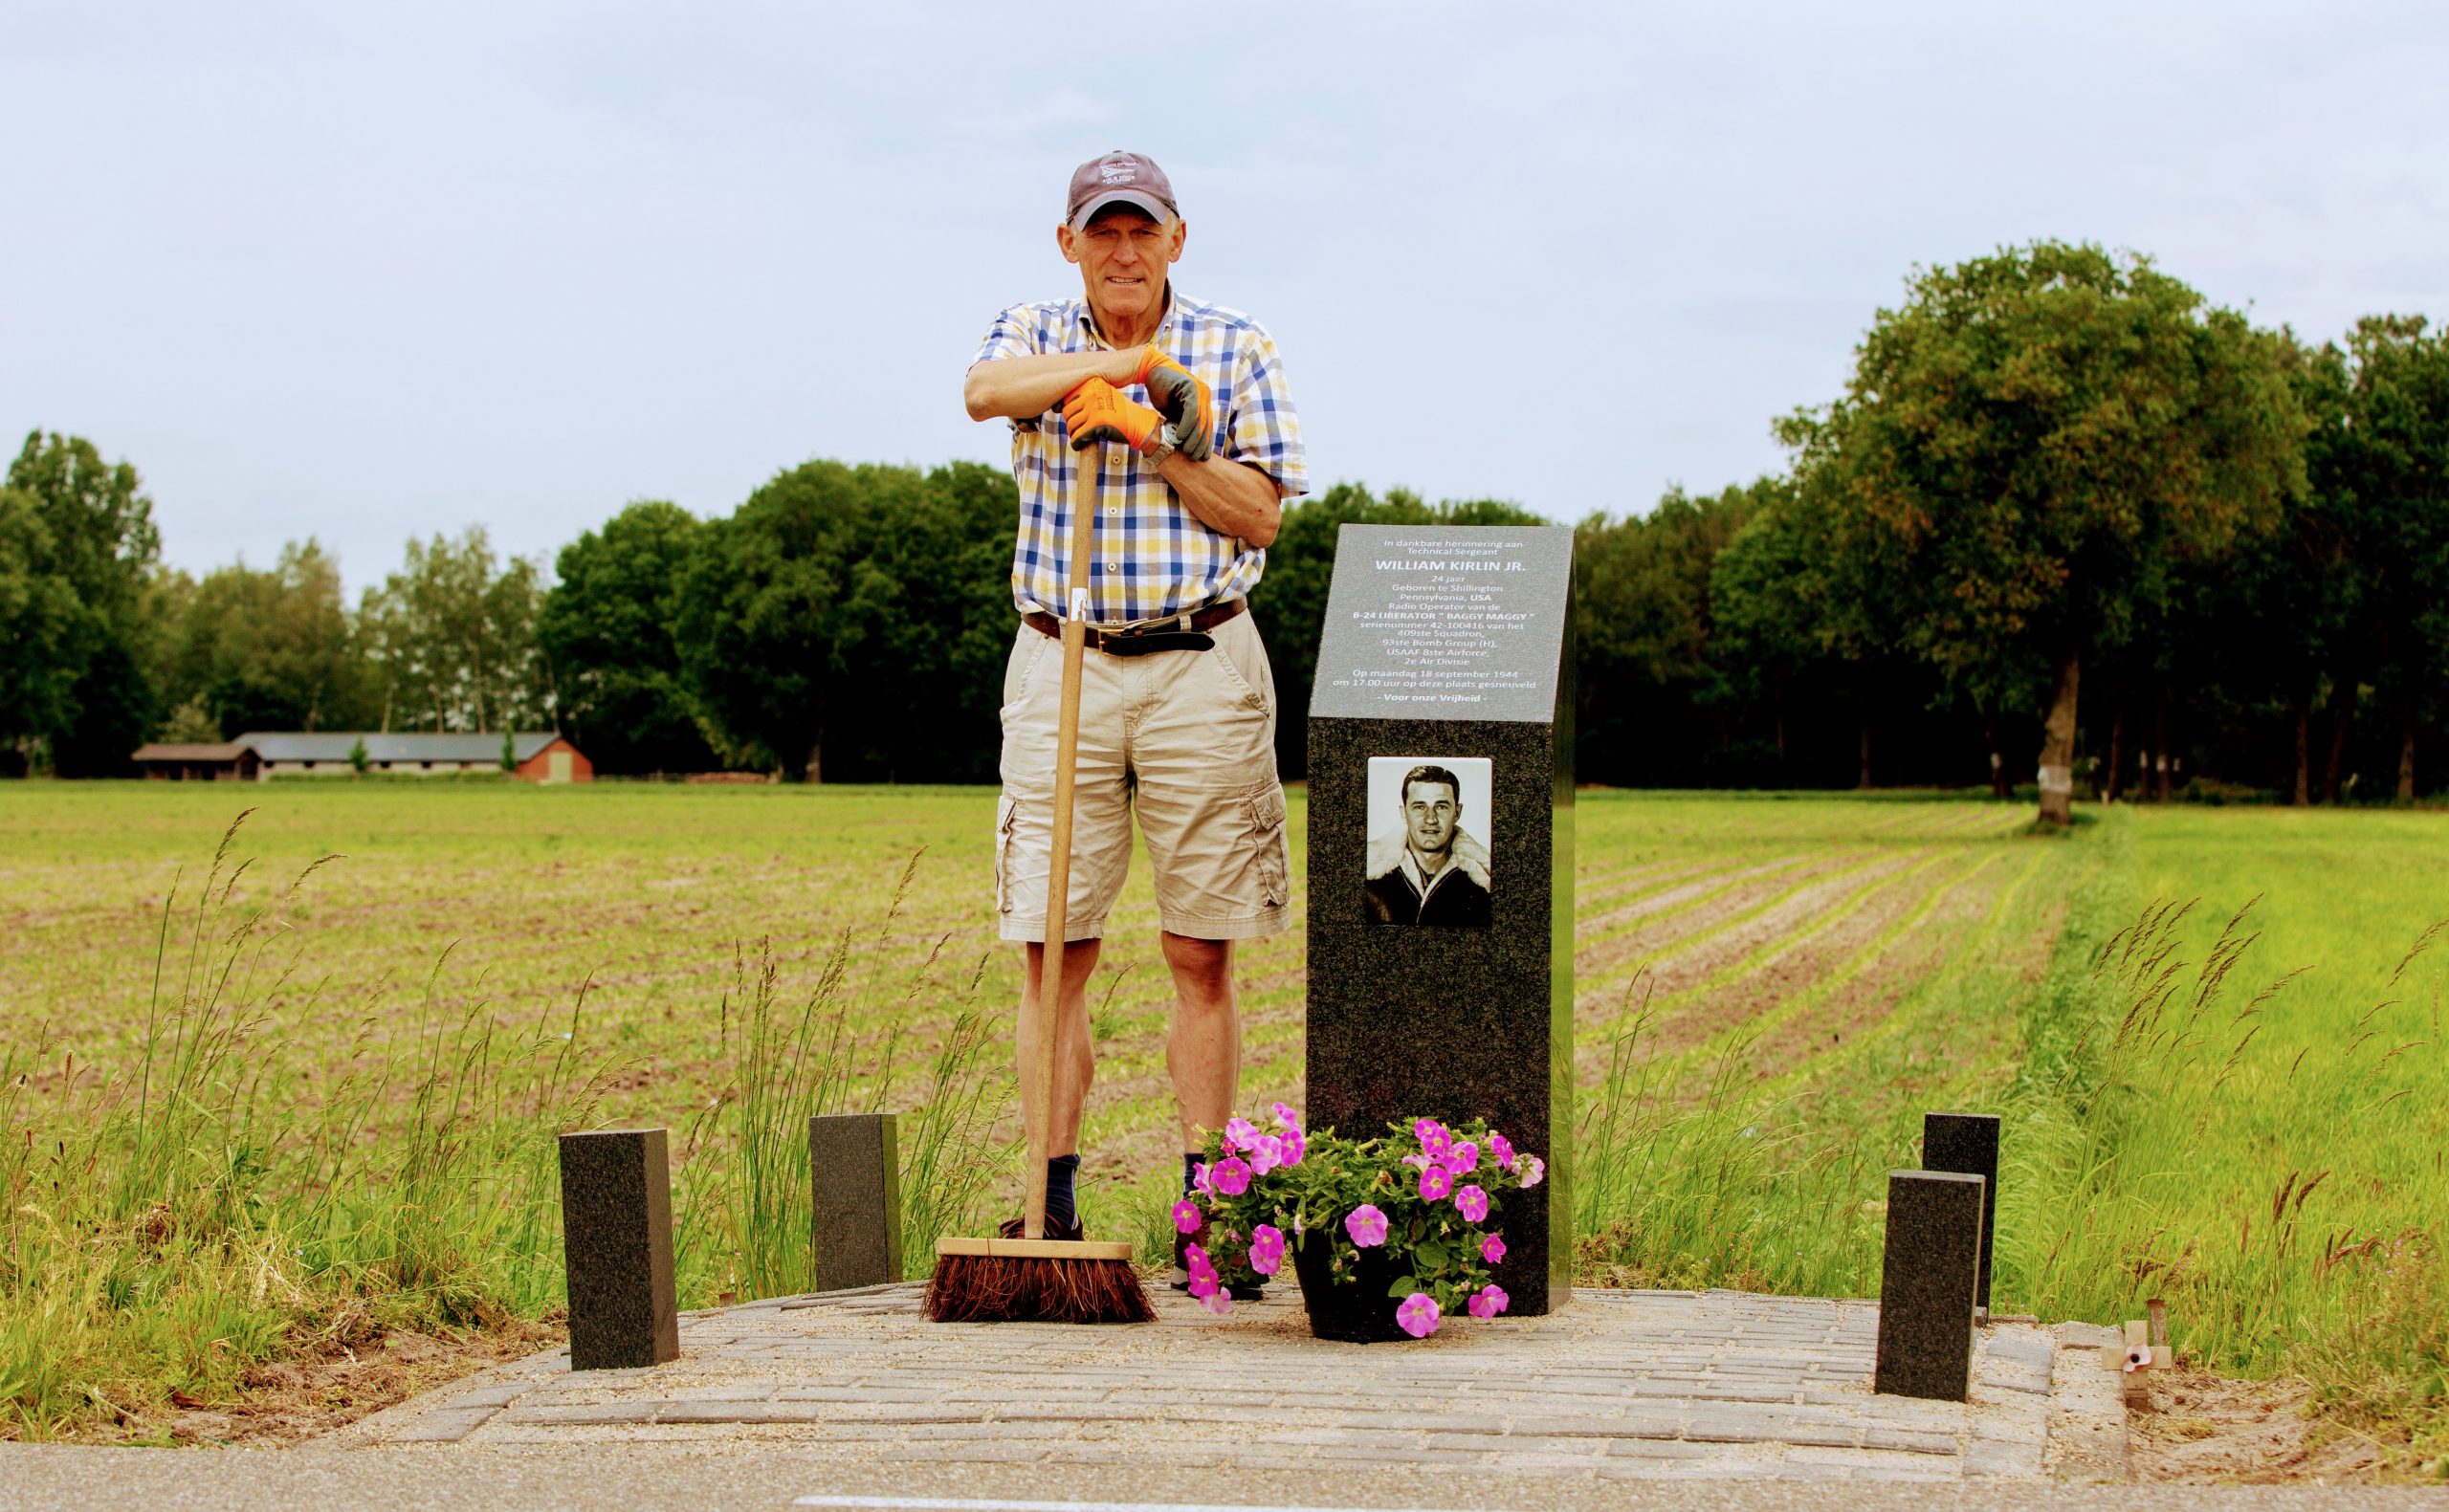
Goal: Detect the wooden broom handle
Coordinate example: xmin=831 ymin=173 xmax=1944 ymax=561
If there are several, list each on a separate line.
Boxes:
xmin=1026 ymin=441 xmax=1100 ymax=1240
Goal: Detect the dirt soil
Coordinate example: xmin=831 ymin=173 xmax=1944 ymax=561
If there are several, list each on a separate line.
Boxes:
xmin=100 ymin=1317 xmax=566 ymax=1447
xmin=2127 ymin=1367 xmax=2394 ymax=1484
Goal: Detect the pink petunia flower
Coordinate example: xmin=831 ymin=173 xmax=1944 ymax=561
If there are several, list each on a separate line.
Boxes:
xmin=1519 ymin=1153 xmax=1545 ymax=1189
xmin=1210 ymin=1155 xmax=1253 ymax=1196
xmin=1345 ymin=1205 xmax=1389 ymax=1247
xmin=1248 ymin=1223 xmax=1286 ymax=1276
xmin=1247 ymin=1133 xmax=1284 ymax=1175
xmin=1489 ymin=1132 xmax=1516 ymax=1172
xmin=1192 ymin=1160 xmax=1213 ymax=1194
xmin=1279 ymin=1126 xmax=1306 ymax=1166
xmin=1396 ymin=1292 xmax=1442 ymax=1338
xmin=1200 ymin=1289 xmax=1233 ymax=1315
xmin=1413 ymin=1118 xmax=1452 ymax=1159
xmin=1444 ymin=1140 xmax=1480 ymax=1175
xmin=1419 ymin=1164 xmax=1454 ymax=1202
xmin=1185 ymin=1243 xmax=1216 ymax=1282
xmin=1172 ymin=1199 xmax=1204 ymax=1236
xmin=1467 ymin=1283 xmax=1510 ymax=1319
xmin=1454 ymin=1184 xmax=1489 ymax=1222
xmin=1481 ymin=1232 xmax=1507 ymax=1264
xmin=1224 ymin=1116 xmax=1258 ymax=1152
xmin=1270 ymin=1101 xmax=1301 ymax=1129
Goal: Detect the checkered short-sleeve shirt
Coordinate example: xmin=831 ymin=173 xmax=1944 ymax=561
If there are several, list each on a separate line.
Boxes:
xmin=971 ymin=293 xmax=1306 ymax=626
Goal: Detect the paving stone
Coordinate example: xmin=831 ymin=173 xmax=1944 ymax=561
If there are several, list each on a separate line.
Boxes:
xmin=1966 ymin=1436 xmax=2044 ymax=1477
xmin=384 ymin=1409 xmax=496 ymax=1443
xmin=350 ymin=1284 xmax=2101 ymax=1483
xmin=1862 ymin=1426 xmax=1963 ymax=1456
xmin=436 ymin=1384 xmax=530 ymax=1410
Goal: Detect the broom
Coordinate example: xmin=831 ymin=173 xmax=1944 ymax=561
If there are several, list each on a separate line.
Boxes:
xmin=925 ymin=409 xmax=1154 ymax=1325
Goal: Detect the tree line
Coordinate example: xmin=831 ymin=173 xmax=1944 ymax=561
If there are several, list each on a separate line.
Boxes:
xmin=6 ymin=240 xmax=2445 ymax=817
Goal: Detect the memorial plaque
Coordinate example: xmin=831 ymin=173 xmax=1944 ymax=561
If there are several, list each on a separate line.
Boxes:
xmin=1305 ymin=523 xmax=1574 ymax=1315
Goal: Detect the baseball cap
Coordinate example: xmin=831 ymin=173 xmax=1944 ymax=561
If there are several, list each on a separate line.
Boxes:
xmin=1066 ymin=151 xmax=1179 ymax=230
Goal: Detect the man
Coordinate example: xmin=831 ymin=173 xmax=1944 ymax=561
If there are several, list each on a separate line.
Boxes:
xmin=963 ymin=151 xmax=1303 ymax=1271
xmin=1363 ymin=765 xmax=1492 ymax=927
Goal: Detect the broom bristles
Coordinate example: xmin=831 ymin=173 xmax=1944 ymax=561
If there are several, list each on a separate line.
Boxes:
xmin=924 ymin=1251 xmax=1155 ymax=1324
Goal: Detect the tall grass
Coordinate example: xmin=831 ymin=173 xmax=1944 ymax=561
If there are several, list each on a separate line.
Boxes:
xmin=674 ymin=851 xmax=1012 ymax=1299
xmin=0 ymin=816 xmax=1009 ymax=1440
xmin=1570 ymin=825 xmax=2445 ymax=1467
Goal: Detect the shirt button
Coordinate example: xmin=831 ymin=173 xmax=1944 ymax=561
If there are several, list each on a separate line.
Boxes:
xmin=1109 ymin=448 xmax=1127 ymax=468
xmin=1105 ymin=559 xmax=1120 ymax=574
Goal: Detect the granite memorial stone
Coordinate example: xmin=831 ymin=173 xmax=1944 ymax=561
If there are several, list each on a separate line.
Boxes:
xmin=808 ymin=1112 xmax=902 ymax=1290
xmin=1305 ymin=523 xmax=1575 ymax=1314
xmin=558 ymin=1128 xmax=679 ymax=1370
xmin=1922 ymin=1110 xmax=2000 ymax=1311
xmin=1872 ymin=1168 xmax=1984 ymax=1401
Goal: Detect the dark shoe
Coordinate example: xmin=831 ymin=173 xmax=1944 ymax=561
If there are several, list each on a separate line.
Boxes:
xmin=999 ymin=1215 xmax=1086 ymax=1242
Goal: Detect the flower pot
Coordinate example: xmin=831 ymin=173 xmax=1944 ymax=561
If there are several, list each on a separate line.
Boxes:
xmin=1291 ymin=1234 xmax=1410 ymax=1343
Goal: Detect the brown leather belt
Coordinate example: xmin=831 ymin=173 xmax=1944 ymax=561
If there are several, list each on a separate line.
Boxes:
xmin=1023 ymin=598 xmax=1247 ymax=656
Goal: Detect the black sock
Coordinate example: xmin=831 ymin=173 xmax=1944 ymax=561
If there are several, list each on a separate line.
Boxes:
xmin=1046 ymin=1153 xmax=1080 ymax=1231
xmin=1182 ymin=1151 xmax=1203 ymax=1198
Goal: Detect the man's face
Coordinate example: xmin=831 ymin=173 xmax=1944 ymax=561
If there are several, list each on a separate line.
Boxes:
xmin=1403 ymin=780 xmax=1460 ymax=860
xmin=1058 ymin=208 xmax=1185 ymax=326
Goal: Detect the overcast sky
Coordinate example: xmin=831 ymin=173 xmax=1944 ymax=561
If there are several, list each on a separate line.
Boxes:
xmin=6 ymin=1 xmax=2444 ymax=597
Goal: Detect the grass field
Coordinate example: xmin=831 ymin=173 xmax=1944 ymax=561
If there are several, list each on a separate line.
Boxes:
xmin=2 ymin=782 xmax=2442 ymax=1468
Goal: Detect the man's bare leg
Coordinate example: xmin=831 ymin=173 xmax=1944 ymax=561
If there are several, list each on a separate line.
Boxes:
xmin=1160 ymin=931 xmax=1238 ymax=1150
xmin=1018 ymin=937 xmax=1103 ymax=1158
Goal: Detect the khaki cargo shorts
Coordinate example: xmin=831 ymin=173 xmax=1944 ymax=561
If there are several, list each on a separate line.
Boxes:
xmin=994 ymin=608 xmax=1291 ymax=942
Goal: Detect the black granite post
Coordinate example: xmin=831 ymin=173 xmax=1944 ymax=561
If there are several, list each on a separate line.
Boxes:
xmin=558 ymin=1129 xmax=679 ymax=1370
xmin=808 ymin=1112 xmax=903 ymax=1290
xmin=1873 ymin=1169 xmax=1984 ymax=1401
xmin=1922 ymin=1111 xmax=2000 ymax=1311
xmin=1305 ymin=524 xmax=1575 ymax=1315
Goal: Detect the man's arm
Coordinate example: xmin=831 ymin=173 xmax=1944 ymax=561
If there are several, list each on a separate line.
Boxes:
xmin=1155 ymin=451 xmax=1283 ymax=548
xmin=965 ymin=350 xmax=1141 ymax=422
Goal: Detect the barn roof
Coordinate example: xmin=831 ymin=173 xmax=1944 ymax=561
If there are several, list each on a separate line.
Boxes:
xmin=132 ymin=742 xmax=254 ymax=761
xmin=234 ymin=732 xmax=567 ymax=763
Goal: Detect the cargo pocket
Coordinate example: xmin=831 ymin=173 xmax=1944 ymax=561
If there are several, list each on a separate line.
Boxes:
xmin=993 ymin=796 xmax=1021 ymax=914
xmin=1246 ymin=786 xmax=1290 ymax=909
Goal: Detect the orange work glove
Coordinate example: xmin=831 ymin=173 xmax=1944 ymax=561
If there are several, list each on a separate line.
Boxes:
xmin=1132 ymin=345 xmax=1215 ymax=461
xmin=1062 ymin=377 xmax=1163 ymax=452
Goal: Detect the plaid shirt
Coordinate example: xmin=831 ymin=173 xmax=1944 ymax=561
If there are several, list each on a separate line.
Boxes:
xmin=972 ymin=292 xmax=1306 ymax=626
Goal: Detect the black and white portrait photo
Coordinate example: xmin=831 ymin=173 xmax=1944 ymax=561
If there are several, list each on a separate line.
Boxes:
xmin=1363 ymin=756 xmax=1492 ymax=927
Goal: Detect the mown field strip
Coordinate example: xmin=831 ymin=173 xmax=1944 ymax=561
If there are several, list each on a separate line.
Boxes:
xmin=1577 ymin=846 xmax=1957 ymax=1053
xmin=1576 ymin=851 xmax=1821 ymax=935
xmin=1575 ymin=849 xmax=1897 ymax=1001
xmin=1758 ymin=844 xmax=2058 ymax=1099
xmin=1644 ymin=848 xmax=2005 ymax=1082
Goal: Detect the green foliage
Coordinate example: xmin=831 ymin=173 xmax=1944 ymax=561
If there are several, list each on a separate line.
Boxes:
xmin=347 ymin=737 xmax=369 ymax=774
xmin=157 ymin=539 xmax=371 ymax=738
xmin=0 ymin=431 xmax=162 ymax=774
xmin=356 ymin=528 xmax=548 ymax=735
xmin=673 ymin=461 xmax=1017 ymax=782
xmin=536 ymin=500 xmax=717 ymax=775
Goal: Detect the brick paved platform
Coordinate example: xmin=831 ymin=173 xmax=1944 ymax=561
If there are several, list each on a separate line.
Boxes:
xmin=342 ymin=1283 xmax=2129 ymax=1483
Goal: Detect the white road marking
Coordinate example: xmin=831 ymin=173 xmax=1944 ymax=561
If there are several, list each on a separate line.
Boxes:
xmin=794 ymin=1499 xmax=1462 ymax=1512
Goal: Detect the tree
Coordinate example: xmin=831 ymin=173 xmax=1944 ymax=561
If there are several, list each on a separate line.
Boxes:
xmin=359 ymin=528 xmax=548 ymax=733
xmin=676 ymin=461 xmax=1019 ymax=783
xmin=1575 ymin=482 xmax=1764 ymax=784
xmin=537 ymin=501 xmax=717 ymax=774
xmin=2321 ymin=317 xmax=2449 ymax=800
xmin=162 ymin=539 xmax=369 ymax=737
xmin=0 ymin=431 xmax=163 ymax=775
xmin=1785 ymin=243 xmax=2306 ymax=826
